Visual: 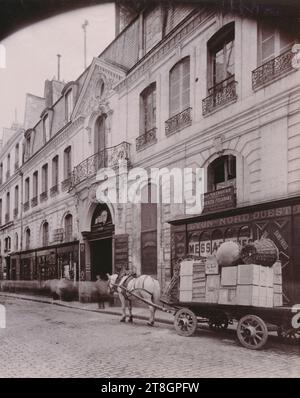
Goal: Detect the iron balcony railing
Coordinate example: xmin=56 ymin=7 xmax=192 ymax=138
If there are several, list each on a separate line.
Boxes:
xmin=252 ymin=48 xmax=295 ymax=90
xmin=202 ymin=75 xmax=238 ymax=115
xmin=72 ymin=142 xmax=131 ymax=187
xmin=165 ymin=107 xmax=192 ymax=136
xmin=136 ymin=128 xmax=157 ymax=152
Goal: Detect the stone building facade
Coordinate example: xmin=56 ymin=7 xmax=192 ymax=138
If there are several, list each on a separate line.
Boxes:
xmin=1 ymin=2 xmax=300 ymax=303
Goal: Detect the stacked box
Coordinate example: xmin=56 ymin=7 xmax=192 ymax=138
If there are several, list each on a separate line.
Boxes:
xmin=218 ymin=287 xmax=237 ymax=305
xmin=179 ymin=260 xmax=194 ymax=302
xmin=205 ymin=275 xmax=220 ymax=303
xmin=236 ymin=285 xmax=260 ymax=306
xmin=205 ymin=256 xmax=219 ymax=275
xmin=192 ymin=261 xmax=206 ymax=302
xmin=236 ymin=264 xmax=273 ymax=307
xmin=218 ymin=266 xmax=237 ymax=305
xmin=237 ymin=264 xmax=260 ymax=285
xmin=272 ymin=261 xmax=283 ymax=307
xmin=221 ymin=266 xmax=238 ymax=286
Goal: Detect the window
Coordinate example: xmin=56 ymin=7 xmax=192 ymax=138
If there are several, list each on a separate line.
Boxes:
xmin=26 ymin=136 xmax=31 ymax=158
xmin=64 ymin=214 xmax=73 ymax=242
xmin=42 ymin=164 xmax=48 ymax=193
xmin=63 ymin=147 xmax=72 ymax=180
xmin=169 ymin=57 xmax=190 ymax=117
xmin=14 ymin=185 xmax=19 ymax=216
xmin=25 ymin=228 xmax=30 ymax=250
xmin=258 ymin=21 xmax=295 ymax=65
xmin=15 ymin=232 xmax=18 ymax=251
xmin=98 ymin=79 xmax=105 ymax=99
xmin=0 ymin=163 xmax=3 ymax=184
xmin=33 ymin=171 xmax=38 ymax=198
xmin=6 ymin=191 xmax=10 ymax=221
xmin=208 ymin=155 xmax=236 ymax=192
xmin=4 ymin=237 xmax=11 ymax=252
xmin=25 ymin=177 xmax=30 ymax=203
xmin=42 ymin=222 xmax=49 ymax=247
xmin=0 ymin=199 xmax=2 ymax=224
xmin=7 ymin=153 xmax=10 ymax=178
xmin=15 ymin=144 xmax=19 ymax=170
xmin=65 ymin=90 xmax=73 ymax=122
xmin=43 ymin=115 xmax=50 ymax=143
xmin=52 ymin=155 xmax=59 ymax=187
xmin=95 ymin=117 xmax=106 ymax=155
xmin=140 ymin=83 xmax=156 ymax=134
xmin=208 ymin=23 xmax=235 ymax=89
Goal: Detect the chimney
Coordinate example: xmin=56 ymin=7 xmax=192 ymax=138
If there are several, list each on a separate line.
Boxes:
xmin=44 ymin=79 xmax=65 ymax=108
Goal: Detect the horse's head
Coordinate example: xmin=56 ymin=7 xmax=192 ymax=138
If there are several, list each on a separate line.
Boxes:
xmin=106 ymin=273 xmax=119 ymax=292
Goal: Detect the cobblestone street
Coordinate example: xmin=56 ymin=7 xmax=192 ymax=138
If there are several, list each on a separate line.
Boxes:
xmin=0 ymin=297 xmax=299 ymax=378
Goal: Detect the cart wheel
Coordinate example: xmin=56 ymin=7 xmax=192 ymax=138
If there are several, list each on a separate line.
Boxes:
xmin=237 ymin=315 xmax=268 ymax=350
xmin=209 ymin=317 xmax=229 ymax=332
xmin=174 ymin=308 xmax=197 ymax=337
xmin=277 ymin=327 xmax=300 ymax=345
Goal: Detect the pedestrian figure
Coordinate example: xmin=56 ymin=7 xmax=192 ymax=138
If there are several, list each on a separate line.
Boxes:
xmin=95 ymin=274 xmax=110 ymax=309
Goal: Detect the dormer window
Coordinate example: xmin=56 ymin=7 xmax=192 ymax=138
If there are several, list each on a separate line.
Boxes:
xmin=99 ymin=80 xmax=105 ymax=99
xmin=43 ymin=115 xmax=50 ymax=143
xmin=65 ymin=90 xmax=73 ymax=122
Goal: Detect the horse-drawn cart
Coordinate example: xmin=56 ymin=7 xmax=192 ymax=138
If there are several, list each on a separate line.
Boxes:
xmin=172 ymin=301 xmax=300 ymax=350
xmin=112 ymin=273 xmax=300 ymax=350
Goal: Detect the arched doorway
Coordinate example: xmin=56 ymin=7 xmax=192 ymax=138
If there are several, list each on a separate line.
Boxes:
xmin=89 ymin=204 xmax=114 ymax=281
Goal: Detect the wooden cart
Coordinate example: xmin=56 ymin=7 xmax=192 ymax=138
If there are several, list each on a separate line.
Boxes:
xmin=171 ymin=301 xmax=300 ymax=350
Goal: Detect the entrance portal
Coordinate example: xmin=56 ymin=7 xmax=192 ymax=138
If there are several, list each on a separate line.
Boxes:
xmin=90 ymin=238 xmax=112 ymax=281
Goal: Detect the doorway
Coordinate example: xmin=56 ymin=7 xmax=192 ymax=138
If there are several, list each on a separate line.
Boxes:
xmin=90 ymin=238 xmax=112 ymax=281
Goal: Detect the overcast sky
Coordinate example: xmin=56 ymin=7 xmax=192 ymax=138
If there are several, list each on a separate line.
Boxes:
xmin=0 ymin=2 xmax=115 ymax=137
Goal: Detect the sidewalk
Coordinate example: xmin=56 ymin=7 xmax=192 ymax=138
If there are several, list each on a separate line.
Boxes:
xmin=0 ymin=291 xmax=174 ymax=325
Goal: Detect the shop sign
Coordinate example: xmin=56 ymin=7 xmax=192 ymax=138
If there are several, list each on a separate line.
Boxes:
xmin=203 ymin=186 xmax=236 ymax=213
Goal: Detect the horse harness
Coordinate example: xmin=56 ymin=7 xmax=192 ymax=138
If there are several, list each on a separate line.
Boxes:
xmin=118 ymin=274 xmax=154 ymax=300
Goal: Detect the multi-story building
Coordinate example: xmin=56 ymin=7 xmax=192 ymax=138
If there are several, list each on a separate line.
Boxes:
xmin=1 ymin=1 xmax=300 ymax=304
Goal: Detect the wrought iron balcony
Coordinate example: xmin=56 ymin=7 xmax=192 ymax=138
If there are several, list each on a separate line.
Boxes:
xmin=61 ymin=178 xmax=72 ymax=192
xmin=50 ymin=184 xmax=59 ymax=196
xmin=165 ymin=107 xmax=192 ymax=136
xmin=252 ymin=49 xmax=295 ymax=90
xmin=72 ymin=142 xmax=131 ymax=187
xmin=202 ymin=76 xmax=238 ymax=115
xmin=136 ymin=128 xmax=157 ymax=152
xmin=40 ymin=191 xmax=48 ymax=202
xmin=13 ymin=208 xmax=18 ymax=218
xmin=23 ymin=201 xmax=30 ymax=212
xmin=31 ymin=196 xmax=38 ymax=207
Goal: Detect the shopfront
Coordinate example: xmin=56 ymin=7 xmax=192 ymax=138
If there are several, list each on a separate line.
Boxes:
xmin=170 ymin=196 xmax=300 ymax=304
xmin=12 ymin=241 xmax=79 ymax=282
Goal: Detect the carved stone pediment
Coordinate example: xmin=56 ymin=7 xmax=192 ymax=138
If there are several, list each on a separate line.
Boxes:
xmin=73 ymin=58 xmax=126 ymax=118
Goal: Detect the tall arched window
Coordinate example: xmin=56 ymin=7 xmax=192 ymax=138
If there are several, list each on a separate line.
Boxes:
xmin=64 ymin=214 xmax=73 ymax=242
xmin=207 ymin=155 xmax=236 ymax=192
xmin=25 ymin=228 xmax=30 ymax=250
xmin=42 ymin=222 xmax=49 ymax=247
xmin=140 ymin=83 xmax=156 ymax=135
xmin=14 ymin=232 xmax=18 ymax=251
xmin=94 ymin=116 xmax=106 ymax=168
xmin=169 ymin=57 xmax=190 ymax=117
xmin=15 ymin=143 xmax=19 ymax=170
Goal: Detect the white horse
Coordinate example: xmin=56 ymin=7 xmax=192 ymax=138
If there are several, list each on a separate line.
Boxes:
xmin=107 ymin=272 xmax=161 ymax=326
